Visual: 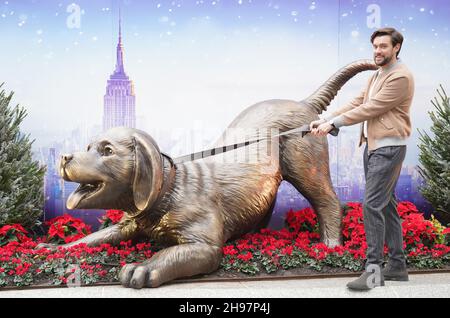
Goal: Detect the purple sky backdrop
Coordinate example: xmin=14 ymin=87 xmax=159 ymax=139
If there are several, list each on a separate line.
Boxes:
xmin=1 ymin=0 xmax=449 ymax=165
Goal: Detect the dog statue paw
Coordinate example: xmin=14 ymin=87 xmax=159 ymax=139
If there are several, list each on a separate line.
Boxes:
xmin=119 ymin=262 xmax=161 ymax=289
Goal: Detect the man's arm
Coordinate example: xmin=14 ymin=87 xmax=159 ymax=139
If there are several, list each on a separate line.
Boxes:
xmin=332 ymin=76 xmax=410 ymax=128
xmin=322 ymin=88 xmax=366 ymax=121
xmin=311 ymin=88 xmax=366 ymax=130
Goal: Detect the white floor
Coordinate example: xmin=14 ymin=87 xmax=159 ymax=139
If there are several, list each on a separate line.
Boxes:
xmin=1 ymin=273 xmax=449 ymax=298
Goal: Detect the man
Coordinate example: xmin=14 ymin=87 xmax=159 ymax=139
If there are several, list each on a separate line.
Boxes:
xmin=309 ymin=27 xmax=415 ymax=290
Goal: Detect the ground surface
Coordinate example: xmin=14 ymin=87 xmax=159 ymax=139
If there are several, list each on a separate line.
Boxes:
xmin=0 ymin=272 xmax=449 ymax=298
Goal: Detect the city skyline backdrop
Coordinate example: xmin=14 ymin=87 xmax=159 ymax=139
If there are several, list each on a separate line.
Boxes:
xmin=1 ymin=0 xmax=448 ymax=228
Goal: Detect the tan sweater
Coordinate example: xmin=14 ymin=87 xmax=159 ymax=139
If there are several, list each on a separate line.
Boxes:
xmin=327 ymin=61 xmax=415 ymax=151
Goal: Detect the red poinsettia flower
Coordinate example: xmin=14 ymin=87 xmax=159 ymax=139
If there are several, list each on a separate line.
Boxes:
xmin=402 ymin=212 xmax=437 ymax=250
xmin=105 ymin=210 xmax=124 ymax=224
xmin=0 ymin=224 xmax=31 ymax=246
xmin=45 ymin=214 xmax=91 ymax=244
xmin=285 ymin=207 xmax=318 ymax=233
xmin=397 ymin=201 xmax=419 ymax=218
xmin=0 ymin=224 xmax=28 ymax=236
xmin=48 ymin=222 xmax=65 ymax=239
xmin=237 ymin=251 xmax=253 ymax=262
xmin=98 ymin=210 xmax=125 ymax=230
xmin=222 ymin=245 xmax=238 ymax=256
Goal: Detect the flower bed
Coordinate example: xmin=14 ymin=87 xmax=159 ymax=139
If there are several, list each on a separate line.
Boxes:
xmin=0 ymin=202 xmax=449 ymax=288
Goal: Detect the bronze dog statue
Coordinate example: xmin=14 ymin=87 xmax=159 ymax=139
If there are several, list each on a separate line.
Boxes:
xmin=38 ymin=60 xmax=377 ymax=288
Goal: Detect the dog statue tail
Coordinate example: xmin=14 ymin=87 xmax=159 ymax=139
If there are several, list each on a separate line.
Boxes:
xmin=304 ymin=59 xmax=378 ymax=114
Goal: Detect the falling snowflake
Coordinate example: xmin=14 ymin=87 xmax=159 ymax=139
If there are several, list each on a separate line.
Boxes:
xmin=159 ymin=16 xmax=169 ymax=23
xmin=44 ymin=52 xmax=54 ymax=60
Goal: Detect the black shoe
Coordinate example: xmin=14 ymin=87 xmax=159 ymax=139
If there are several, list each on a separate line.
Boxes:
xmin=382 ymin=263 xmax=409 ymax=281
xmin=347 ymin=271 xmax=385 ymax=291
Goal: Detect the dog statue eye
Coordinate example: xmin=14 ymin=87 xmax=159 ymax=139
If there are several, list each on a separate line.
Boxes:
xmin=103 ymin=146 xmax=114 ymax=156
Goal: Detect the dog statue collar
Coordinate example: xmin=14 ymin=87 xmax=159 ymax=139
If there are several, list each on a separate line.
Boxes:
xmin=127 ymin=152 xmax=176 ymax=222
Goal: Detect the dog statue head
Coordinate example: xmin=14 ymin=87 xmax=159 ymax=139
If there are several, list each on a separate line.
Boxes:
xmin=60 ymin=127 xmax=164 ymax=213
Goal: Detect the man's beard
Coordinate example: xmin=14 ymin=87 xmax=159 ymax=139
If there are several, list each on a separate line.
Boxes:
xmin=374 ymin=54 xmax=393 ymax=66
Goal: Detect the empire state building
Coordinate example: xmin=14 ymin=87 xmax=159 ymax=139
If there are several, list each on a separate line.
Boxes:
xmin=103 ymin=14 xmax=136 ymax=131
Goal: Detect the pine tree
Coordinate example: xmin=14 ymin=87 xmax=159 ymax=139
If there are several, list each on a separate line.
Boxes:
xmin=418 ymin=85 xmax=450 ymax=225
xmin=0 ymin=83 xmax=46 ymax=228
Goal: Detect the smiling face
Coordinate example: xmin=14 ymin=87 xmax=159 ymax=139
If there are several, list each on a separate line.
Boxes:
xmin=372 ymin=35 xmax=400 ymax=67
xmin=60 ymin=128 xmax=137 ymax=210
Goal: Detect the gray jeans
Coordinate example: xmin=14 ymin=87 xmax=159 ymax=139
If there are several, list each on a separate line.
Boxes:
xmin=363 ymin=145 xmax=407 ymax=268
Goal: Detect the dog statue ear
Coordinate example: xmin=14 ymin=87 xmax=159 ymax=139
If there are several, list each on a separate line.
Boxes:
xmin=132 ymin=133 xmax=164 ymax=211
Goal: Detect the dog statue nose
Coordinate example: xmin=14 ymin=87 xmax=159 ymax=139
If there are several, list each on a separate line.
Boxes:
xmin=61 ymin=154 xmax=73 ymax=165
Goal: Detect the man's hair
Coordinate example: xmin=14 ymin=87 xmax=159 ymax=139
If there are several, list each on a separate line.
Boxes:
xmin=370 ymin=27 xmax=404 ymax=57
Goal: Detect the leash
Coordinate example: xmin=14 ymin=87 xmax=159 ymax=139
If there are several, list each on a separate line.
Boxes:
xmin=172 ymin=124 xmax=339 ymax=164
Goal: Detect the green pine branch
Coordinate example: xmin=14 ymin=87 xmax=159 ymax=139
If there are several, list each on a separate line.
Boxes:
xmin=0 ymin=83 xmax=47 ymax=228
xmin=417 ymin=85 xmax=450 ymax=225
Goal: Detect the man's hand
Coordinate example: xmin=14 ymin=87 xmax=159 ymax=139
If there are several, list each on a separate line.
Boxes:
xmin=311 ymin=122 xmax=334 ymax=137
xmin=309 ymin=118 xmax=326 ymax=131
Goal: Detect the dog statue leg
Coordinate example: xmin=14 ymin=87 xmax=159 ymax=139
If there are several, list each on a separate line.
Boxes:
xmin=119 ymin=242 xmax=222 ymax=288
xmin=36 ymin=224 xmax=131 ymax=250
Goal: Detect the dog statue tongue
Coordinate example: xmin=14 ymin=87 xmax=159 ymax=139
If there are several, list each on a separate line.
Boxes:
xmin=67 ymin=183 xmax=103 ymax=210
xmin=67 ymin=190 xmax=82 ymax=210
xmin=42 ymin=60 xmax=377 ymax=289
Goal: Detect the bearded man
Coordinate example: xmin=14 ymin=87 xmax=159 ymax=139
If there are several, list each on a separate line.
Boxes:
xmin=309 ymin=27 xmax=415 ymax=290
